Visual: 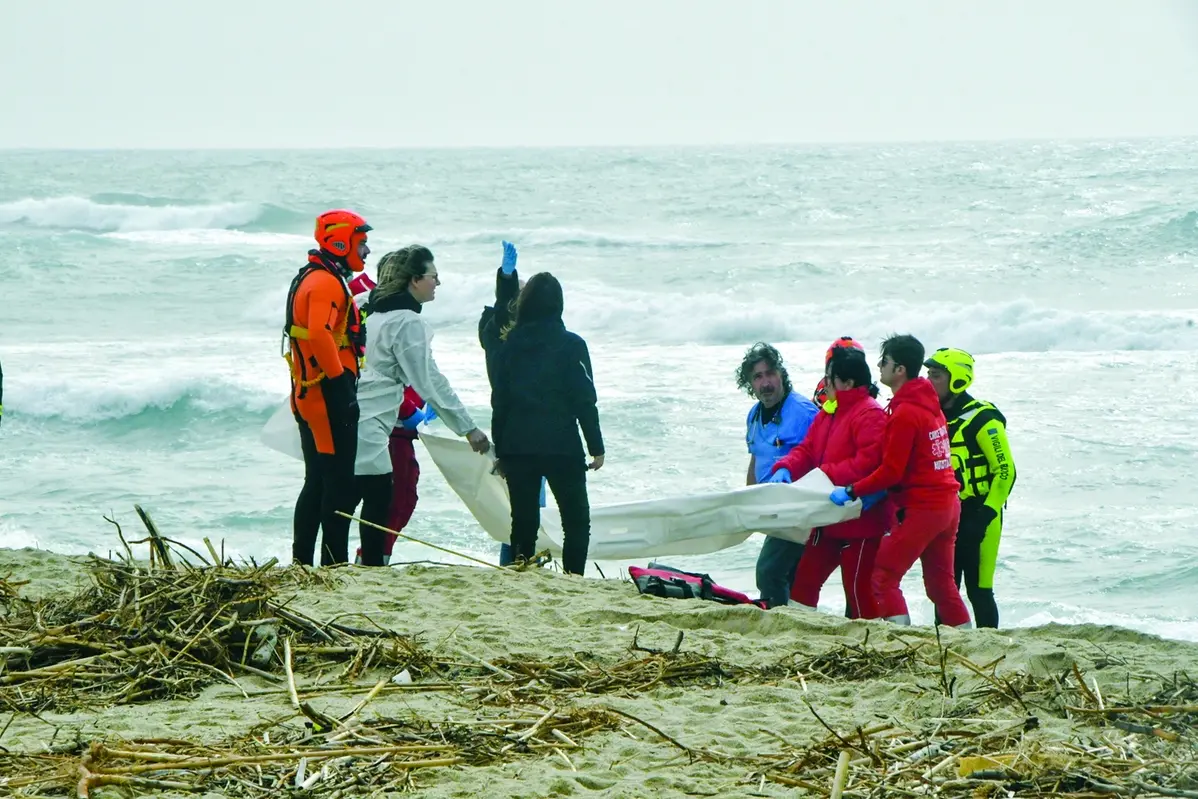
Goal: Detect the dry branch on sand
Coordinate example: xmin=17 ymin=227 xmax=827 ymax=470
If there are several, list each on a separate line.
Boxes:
xmin=0 ymin=509 xmax=426 ymax=714
xmin=0 ymin=705 xmax=625 ymax=798
xmin=726 ymin=636 xmax=1198 ymax=797
xmin=3 ymin=512 xmax=1198 ymax=797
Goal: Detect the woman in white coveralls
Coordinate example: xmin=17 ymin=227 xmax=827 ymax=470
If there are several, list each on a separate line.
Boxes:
xmin=351 ymin=245 xmax=490 ymax=565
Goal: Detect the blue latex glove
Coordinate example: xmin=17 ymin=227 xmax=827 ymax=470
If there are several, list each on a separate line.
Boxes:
xmin=500 ymin=240 xmax=518 ymax=275
xmin=861 ymin=491 xmax=885 ymax=511
xmin=401 ymin=408 xmax=426 ymax=430
xmin=765 ymin=468 xmax=792 ymax=484
xmin=829 ymin=487 xmax=853 ymax=506
xmin=539 ymin=476 xmax=547 ymax=508
xmin=422 ymin=406 xmax=438 ymax=425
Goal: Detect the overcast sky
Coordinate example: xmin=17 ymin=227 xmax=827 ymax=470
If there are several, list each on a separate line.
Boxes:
xmin=5 ymin=0 xmax=1198 ymax=148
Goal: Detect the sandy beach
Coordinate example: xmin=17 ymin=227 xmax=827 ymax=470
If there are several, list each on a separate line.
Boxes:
xmin=4 ymin=542 xmax=1198 ymax=798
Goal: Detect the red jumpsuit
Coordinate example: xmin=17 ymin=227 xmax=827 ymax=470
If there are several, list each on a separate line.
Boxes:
xmin=770 ymin=385 xmax=889 ymax=618
xmin=851 ymin=377 xmax=970 ymax=626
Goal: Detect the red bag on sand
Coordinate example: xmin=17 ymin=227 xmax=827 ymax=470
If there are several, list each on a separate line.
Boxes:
xmin=629 ymin=564 xmax=767 ymax=609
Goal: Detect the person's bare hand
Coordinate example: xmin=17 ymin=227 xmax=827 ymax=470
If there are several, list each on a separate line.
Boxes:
xmin=467 ymin=429 xmax=490 ymax=454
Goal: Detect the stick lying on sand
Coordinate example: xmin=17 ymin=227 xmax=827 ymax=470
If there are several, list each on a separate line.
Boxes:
xmin=336 ymin=512 xmax=505 ymax=570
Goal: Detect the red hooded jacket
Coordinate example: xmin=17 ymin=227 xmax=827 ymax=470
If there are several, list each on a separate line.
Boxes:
xmin=852 ymin=377 xmax=958 ymax=510
xmin=769 ymin=386 xmax=890 ymax=539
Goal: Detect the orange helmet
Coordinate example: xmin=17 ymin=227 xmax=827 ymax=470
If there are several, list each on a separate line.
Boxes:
xmin=314 ymin=209 xmax=372 ymax=272
xmin=824 ymin=335 xmax=865 ymax=365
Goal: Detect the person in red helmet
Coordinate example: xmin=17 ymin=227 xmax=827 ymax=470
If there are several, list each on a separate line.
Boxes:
xmin=767 ymin=338 xmax=889 ymax=619
xmin=829 ymin=334 xmax=971 ymax=628
xmin=812 ymin=376 xmax=829 ymax=408
xmin=811 ymin=336 xmax=866 ymax=404
xmin=284 ymin=209 xmax=372 ymax=566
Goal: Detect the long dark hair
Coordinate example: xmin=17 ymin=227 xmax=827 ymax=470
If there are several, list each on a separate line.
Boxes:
xmin=502 ymin=272 xmax=564 ymax=338
xmin=828 ymin=347 xmax=880 ymax=398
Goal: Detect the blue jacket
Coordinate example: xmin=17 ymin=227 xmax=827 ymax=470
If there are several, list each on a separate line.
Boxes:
xmin=746 ymin=390 xmax=818 ymax=483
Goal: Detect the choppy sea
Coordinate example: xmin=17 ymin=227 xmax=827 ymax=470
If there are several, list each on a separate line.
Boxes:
xmin=2 ymin=141 xmax=1196 ymax=638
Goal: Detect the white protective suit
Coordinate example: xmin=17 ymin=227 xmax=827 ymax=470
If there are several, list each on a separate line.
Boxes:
xmin=354 ymin=307 xmax=476 ymax=475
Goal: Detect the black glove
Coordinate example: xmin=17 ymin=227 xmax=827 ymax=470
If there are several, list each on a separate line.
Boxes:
xmin=322 ymin=371 xmax=359 ymax=427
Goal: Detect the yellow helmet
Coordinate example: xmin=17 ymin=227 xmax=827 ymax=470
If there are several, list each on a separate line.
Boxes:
xmin=924 ymin=347 xmax=974 ymax=394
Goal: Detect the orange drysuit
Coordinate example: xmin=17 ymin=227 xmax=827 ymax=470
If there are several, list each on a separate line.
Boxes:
xmin=285 ymin=253 xmax=364 ymax=453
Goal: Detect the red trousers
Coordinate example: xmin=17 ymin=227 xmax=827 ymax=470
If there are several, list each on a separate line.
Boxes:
xmin=384 ymin=431 xmax=421 ymax=556
xmin=872 ymin=503 xmax=971 ymax=626
xmin=790 ymin=532 xmax=881 ymax=619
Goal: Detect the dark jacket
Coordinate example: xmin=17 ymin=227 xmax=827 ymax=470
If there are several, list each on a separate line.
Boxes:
xmin=478 ymin=268 xmax=521 ymax=389
xmin=490 ymin=319 xmax=604 ymax=462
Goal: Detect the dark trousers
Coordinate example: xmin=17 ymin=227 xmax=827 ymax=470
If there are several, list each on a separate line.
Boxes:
xmin=505 ymin=455 xmax=590 ymax=575
xmin=354 ymin=473 xmax=394 ymax=567
xmin=755 ymin=536 xmax=806 ymax=609
xmin=293 ymin=415 xmax=358 ymax=566
xmin=499 ymin=478 xmax=544 ymax=566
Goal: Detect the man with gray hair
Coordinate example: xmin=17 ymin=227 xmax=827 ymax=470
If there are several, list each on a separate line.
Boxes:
xmin=736 ymin=342 xmax=819 ymax=607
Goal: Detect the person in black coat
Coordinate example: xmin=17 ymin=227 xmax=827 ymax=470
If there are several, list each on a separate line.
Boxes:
xmin=490 ymin=272 xmax=604 ymax=575
xmin=478 ymin=241 xmax=522 ymax=566
xmin=478 ymin=241 xmax=522 ymax=390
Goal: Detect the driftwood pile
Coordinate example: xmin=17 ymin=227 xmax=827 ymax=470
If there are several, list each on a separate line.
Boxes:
xmin=0 ymin=508 xmax=425 ymax=716
xmin=2 ymin=508 xmax=1197 ymax=796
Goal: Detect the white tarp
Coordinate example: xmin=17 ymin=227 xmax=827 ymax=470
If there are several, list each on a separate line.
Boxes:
xmin=261 ymin=398 xmax=305 ymax=460
xmin=260 ymin=400 xmax=863 ymax=560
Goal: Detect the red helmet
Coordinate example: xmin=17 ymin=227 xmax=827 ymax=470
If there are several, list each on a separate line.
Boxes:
xmin=315 ymin=209 xmax=372 ymax=272
xmin=812 ymin=377 xmax=829 ymax=406
xmin=824 ymin=335 xmax=865 ymax=365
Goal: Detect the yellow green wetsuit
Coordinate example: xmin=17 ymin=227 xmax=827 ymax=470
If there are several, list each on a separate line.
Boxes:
xmin=945 ymin=393 xmax=1016 ymax=628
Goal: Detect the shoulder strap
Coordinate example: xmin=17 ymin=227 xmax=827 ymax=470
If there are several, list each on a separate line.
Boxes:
xmin=283 ymin=263 xmax=322 ymax=334
xmin=960 ymin=401 xmax=1006 ymax=442
xmin=283 ymin=262 xmax=358 ymax=391
xmin=282 ymin=263 xmax=325 ymax=394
